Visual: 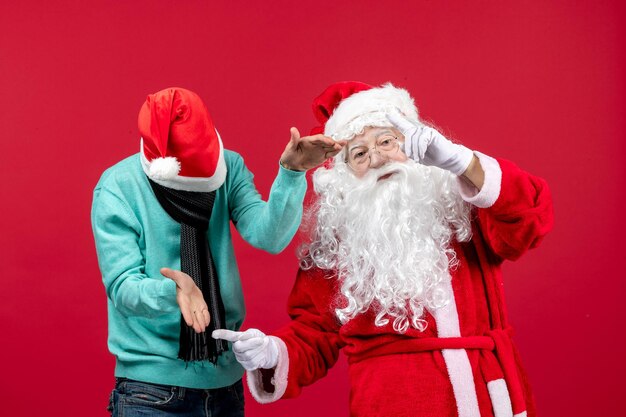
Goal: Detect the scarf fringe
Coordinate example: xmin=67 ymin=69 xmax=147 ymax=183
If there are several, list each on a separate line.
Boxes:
xmin=178 ymin=320 xmax=229 ymax=364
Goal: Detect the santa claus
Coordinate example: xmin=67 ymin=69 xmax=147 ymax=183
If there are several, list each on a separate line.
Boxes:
xmin=213 ymin=82 xmax=553 ymax=417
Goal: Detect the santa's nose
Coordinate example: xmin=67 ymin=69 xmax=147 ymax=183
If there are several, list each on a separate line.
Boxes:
xmin=369 ymin=150 xmax=387 ymax=169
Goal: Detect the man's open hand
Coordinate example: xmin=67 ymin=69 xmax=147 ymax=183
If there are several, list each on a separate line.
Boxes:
xmin=161 ymin=268 xmax=210 ymax=334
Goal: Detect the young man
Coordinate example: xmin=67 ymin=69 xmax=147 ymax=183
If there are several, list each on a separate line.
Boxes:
xmin=214 ymin=82 xmax=554 ymax=417
xmin=91 ymin=87 xmax=344 ymax=417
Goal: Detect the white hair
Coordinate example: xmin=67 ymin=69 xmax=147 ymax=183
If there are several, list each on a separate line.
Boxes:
xmin=298 ymin=159 xmax=472 ymax=333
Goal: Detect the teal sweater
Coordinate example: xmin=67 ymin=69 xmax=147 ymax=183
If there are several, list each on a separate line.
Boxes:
xmin=91 ymin=151 xmax=306 ymax=389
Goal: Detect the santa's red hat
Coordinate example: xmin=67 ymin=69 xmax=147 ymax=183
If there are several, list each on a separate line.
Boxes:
xmin=312 ymin=81 xmax=419 ymax=141
xmin=138 ymin=87 xmax=226 ymax=192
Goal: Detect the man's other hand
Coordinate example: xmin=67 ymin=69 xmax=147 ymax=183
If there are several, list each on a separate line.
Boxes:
xmin=279 ymin=127 xmax=346 ymax=171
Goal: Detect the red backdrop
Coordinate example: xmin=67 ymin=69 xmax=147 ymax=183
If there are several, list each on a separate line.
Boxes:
xmin=1 ymin=1 xmax=624 ymax=416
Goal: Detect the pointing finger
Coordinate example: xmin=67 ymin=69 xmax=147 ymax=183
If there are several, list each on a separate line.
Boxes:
xmin=237 ymin=328 xmax=266 ymax=340
xmin=212 ymin=329 xmax=244 ymax=342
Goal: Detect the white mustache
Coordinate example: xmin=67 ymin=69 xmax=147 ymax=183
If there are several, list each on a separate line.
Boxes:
xmin=353 ymin=160 xmax=415 ymax=188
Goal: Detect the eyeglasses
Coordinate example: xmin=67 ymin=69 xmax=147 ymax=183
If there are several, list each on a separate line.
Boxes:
xmin=345 ymin=135 xmax=400 ymax=171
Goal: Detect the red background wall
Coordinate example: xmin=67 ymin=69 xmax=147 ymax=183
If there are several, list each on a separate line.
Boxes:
xmin=1 ymin=1 xmax=624 ymax=416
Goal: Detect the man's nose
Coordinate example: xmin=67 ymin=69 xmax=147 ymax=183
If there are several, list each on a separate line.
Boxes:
xmin=369 ymin=150 xmax=387 ymax=169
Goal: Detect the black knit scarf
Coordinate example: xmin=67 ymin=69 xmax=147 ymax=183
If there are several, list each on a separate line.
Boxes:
xmin=148 ymin=179 xmax=228 ymax=364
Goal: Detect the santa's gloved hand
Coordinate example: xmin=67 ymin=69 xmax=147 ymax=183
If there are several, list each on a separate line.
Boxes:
xmin=212 ymin=328 xmax=278 ymax=371
xmin=386 ymin=109 xmax=474 ymax=176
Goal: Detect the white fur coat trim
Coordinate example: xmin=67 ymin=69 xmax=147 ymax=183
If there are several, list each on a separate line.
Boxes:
xmin=456 ymin=151 xmax=502 ymax=208
xmin=246 ymin=336 xmax=289 ymax=404
xmin=432 ymin=280 xmax=481 ymax=417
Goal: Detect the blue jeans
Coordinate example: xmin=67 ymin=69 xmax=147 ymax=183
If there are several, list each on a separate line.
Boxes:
xmin=108 ymin=378 xmax=245 ymax=417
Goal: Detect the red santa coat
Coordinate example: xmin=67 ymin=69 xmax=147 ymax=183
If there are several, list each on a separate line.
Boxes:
xmin=248 ymin=154 xmax=554 ymax=417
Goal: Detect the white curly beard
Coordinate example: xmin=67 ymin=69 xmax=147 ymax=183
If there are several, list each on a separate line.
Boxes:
xmin=299 ymin=159 xmax=472 ymax=333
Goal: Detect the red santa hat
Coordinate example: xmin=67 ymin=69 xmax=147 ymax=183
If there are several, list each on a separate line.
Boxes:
xmin=311 ymin=81 xmax=419 ymax=141
xmin=138 ymin=87 xmax=226 ymax=192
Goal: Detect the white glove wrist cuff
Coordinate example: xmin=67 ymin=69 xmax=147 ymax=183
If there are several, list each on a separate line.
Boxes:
xmin=456 ymin=151 xmax=502 ymax=208
xmin=451 ymin=145 xmax=475 ymax=176
xmin=264 ymin=337 xmax=279 ymax=369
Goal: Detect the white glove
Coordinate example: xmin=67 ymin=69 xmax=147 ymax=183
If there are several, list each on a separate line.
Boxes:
xmin=386 ymin=109 xmax=474 ymax=176
xmin=212 ymin=328 xmax=279 ymax=371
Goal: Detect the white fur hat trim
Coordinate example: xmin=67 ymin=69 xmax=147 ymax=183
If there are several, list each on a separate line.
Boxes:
xmin=139 ymin=132 xmax=227 ymax=192
xmin=324 ymin=83 xmax=419 ymax=141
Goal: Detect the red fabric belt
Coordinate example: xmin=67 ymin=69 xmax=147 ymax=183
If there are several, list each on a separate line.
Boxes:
xmin=348 ymin=328 xmax=526 ymax=415
xmin=348 ymin=335 xmax=495 ymax=363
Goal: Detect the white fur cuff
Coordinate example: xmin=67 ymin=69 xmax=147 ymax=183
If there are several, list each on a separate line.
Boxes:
xmin=456 ymin=151 xmax=502 ymax=208
xmin=246 ymin=336 xmax=289 ymax=404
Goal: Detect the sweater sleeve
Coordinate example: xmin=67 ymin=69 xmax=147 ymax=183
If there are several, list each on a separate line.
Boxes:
xmin=91 ymin=187 xmax=178 ymax=317
xmin=247 ymin=268 xmax=344 ymax=402
xmin=457 ymin=152 xmax=554 ymax=261
xmin=227 ymin=154 xmax=307 ymax=254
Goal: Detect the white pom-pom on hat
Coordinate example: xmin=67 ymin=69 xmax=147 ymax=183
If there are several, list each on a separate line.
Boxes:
xmin=148 ymin=156 xmax=181 ymax=180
